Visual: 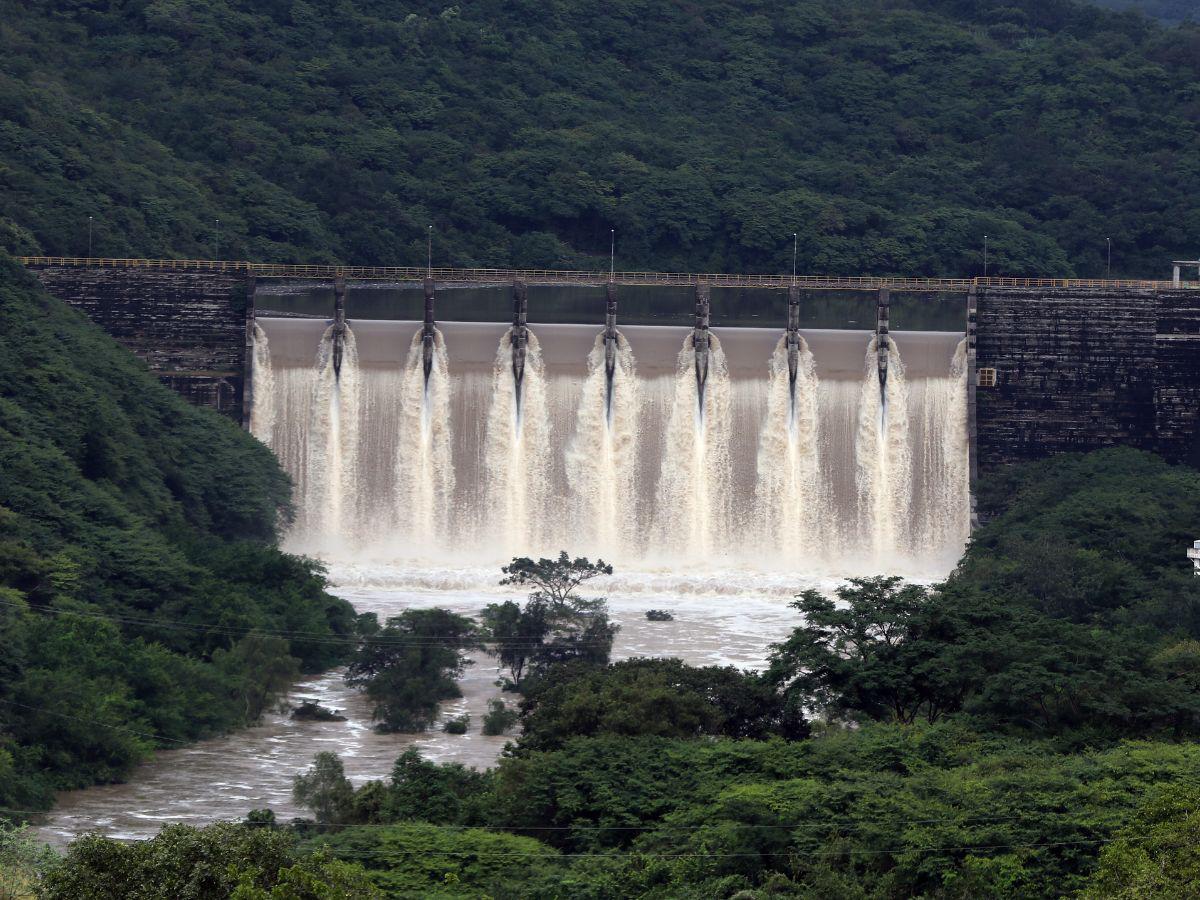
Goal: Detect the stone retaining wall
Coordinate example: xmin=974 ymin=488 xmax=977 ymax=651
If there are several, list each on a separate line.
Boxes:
xmin=976 ymin=286 xmax=1200 ymax=467
xmin=31 ymin=267 xmax=250 ymax=420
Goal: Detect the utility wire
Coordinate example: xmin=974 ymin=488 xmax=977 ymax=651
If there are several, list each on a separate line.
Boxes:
xmin=0 ymin=597 xmax=623 ymax=648
xmin=3 ymin=805 xmax=1073 ymax=832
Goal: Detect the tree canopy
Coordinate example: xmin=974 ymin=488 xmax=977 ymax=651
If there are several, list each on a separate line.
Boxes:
xmin=1 ymin=1 xmax=1198 ymax=277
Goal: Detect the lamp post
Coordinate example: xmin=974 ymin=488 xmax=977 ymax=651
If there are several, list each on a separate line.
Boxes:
xmin=1107 ymin=237 xmax=1112 ymax=278
xmin=983 ymin=234 xmax=989 ymax=278
xmin=792 ymin=232 xmax=798 ymax=286
xmin=215 ymin=219 xmax=220 ymax=261
xmin=610 ymin=228 xmax=615 ymax=279
xmin=427 ymin=225 xmax=432 ymax=276
xmin=88 ymin=216 xmax=93 ymax=258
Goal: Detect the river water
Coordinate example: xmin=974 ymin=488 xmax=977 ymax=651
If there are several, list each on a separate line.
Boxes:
xmin=35 ymin=317 xmax=969 ymax=846
xmin=36 ymin=567 xmax=828 ymax=847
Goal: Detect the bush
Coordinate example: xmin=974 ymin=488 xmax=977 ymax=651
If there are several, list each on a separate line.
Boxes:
xmin=481 ymin=700 xmax=519 ymax=736
xmin=442 ymin=714 xmax=470 ymax=735
xmin=40 ymin=822 xmax=376 ymax=899
xmin=293 ymin=752 xmax=355 ymax=825
xmin=312 ymin=823 xmax=561 ymax=899
xmin=345 ymin=610 xmax=479 ymax=733
xmin=517 ymin=658 xmax=806 ymax=752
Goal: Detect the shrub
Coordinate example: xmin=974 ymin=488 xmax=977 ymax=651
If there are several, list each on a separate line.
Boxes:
xmin=482 ymin=700 xmax=519 ymax=736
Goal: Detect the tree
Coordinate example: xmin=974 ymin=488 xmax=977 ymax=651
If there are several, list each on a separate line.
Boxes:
xmin=1082 ymin=784 xmax=1200 ymax=899
xmin=38 ymin=822 xmax=376 ymax=899
xmin=481 ymin=699 xmax=519 ymax=736
xmin=293 ymin=752 xmax=355 ymax=826
xmin=215 ymin=632 xmax=302 ymax=723
xmin=378 ymin=748 xmax=492 ymax=825
xmin=767 ymin=576 xmax=969 ymax=726
xmin=484 ymin=552 xmax=618 ymax=688
xmin=517 ymin=658 xmax=806 ymax=752
xmin=345 ymin=610 xmax=479 ymax=732
xmin=0 ymin=821 xmax=56 ymax=899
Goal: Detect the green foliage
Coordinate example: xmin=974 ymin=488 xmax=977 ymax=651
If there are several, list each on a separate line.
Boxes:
xmin=480 ymin=700 xmax=519 ymax=737
xmin=517 ymin=658 xmax=806 ymax=752
xmin=768 ymin=576 xmax=963 ymax=726
xmin=375 ymin=748 xmax=493 ymax=827
xmin=1082 ymin=782 xmax=1200 ymax=898
xmin=0 ymin=254 xmax=356 ymax=815
xmin=485 ymin=552 xmax=618 ymax=686
xmin=5 ymin=1 xmax=1195 ymax=275
xmin=441 ymin=715 xmax=470 ymax=735
xmin=0 ymin=821 xmax=56 ymax=899
xmin=315 ymin=730 xmax=1200 ymax=896
xmin=294 ymin=753 xmax=356 ymax=826
xmin=39 ymin=823 xmax=376 ymax=900
xmin=310 ymin=824 xmax=559 ymax=899
xmin=767 ymin=449 xmax=1200 ymax=739
xmin=345 ymin=610 xmax=479 ymax=733
xmin=1091 ymin=0 xmax=1197 ymax=23
xmin=588 ymin=733 xmax=1200 ymax=899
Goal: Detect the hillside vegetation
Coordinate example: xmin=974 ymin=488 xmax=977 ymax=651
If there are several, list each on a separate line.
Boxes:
xmin=0 ymin=253 xmax=356 ymax=812
xmin=1 ymin=0 xmax=1198 ymax=277
xmin=1092 ymin=0 xmax=1197 ymax=24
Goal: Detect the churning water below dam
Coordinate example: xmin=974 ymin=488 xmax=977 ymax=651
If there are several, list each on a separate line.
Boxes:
xmin=37 ymin=318 xmax=970 ymax=844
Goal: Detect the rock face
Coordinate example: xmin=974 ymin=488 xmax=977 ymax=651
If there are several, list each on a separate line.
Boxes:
xmin=976 ymin=286 xmax=1200 ymax=468
xmin=30 ymin=267 xmax=249 ymax=420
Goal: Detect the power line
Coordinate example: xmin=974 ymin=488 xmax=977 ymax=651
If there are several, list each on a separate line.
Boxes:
xmin=294 ymin=838 xmax=1116 ymax=859
xmin=3 ymin=806 xmax=1084 ymax=833
xmin=0 ymin=597 xmax=624 ymax=648
xmin=34 ymin=834 xmax=1116 ymax=861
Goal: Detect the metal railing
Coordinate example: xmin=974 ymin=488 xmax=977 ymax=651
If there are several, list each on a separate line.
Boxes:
xmin=16 ymin=256 xmax=1196 ymax=291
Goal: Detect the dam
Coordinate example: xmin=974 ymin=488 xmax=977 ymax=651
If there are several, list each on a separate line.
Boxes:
xmin=20 ymin=258 xmax=1200 ymax=573
xmin=24 ymin=258 xmax=1200 ymax=842
xmin=253 ymin=315 xmax=969 ymax=575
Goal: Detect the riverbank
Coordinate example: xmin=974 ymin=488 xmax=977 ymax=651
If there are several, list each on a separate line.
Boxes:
xmin=36 ymin=573 xmax=807 ymax=845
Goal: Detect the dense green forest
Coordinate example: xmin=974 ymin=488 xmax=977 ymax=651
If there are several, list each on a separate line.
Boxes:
xmin=20 ymin=447 xmax=1200 ymax=897
xmin=0 ymin=253 xmax=357 ymax=814
xmin=1092 ymin=0 xmax=1197 ymax=24
xmin=1 ymin=0 xmax=1198 ymax=277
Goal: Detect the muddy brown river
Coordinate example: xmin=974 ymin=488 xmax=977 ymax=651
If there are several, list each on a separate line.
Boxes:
xmin=36 ymin=568 xmax=830 ymax=846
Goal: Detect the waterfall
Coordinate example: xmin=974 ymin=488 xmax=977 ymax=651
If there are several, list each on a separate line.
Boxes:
xmin=249 ymin=322 xmax=275 ymax=446
xmin=256 ymin=318 xmax=971 ymax=576
xmin=913 ymin=339 xmax=971 ymax=563
xmin=855 ymin=336 xmax=912 ymax=566
xmin=297 ymin=324 xmax=361 ymax=553
xmin=483 ymin=328 xmax=551 ymax=557
xmin=394 ymin=328 xmax=455 ymax=552
xmin=753 ymin=335 xmax=823 ymax=565
xmin=565 ymin=332 xmax=640 ymax=558
xmin=652 ymin=332 xmax=732 ymax=561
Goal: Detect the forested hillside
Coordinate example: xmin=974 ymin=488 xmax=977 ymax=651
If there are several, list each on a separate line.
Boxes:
xmin=0 ymin=254 xmax=356 ymax=812
xmin=1 ymin=0 xmax=1198 ymax=277
xmin=1092 ymin=0 xmax=1197 ymax=24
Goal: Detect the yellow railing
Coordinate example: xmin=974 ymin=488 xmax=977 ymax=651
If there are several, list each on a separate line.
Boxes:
xmin=16 ymin=256 xmax=1196 ymax=291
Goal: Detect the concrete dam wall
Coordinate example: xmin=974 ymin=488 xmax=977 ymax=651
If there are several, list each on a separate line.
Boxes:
xmin=27 ymin=265 xmax=1200 ymax=471
xmin=32 ymin=267 xmax=251 ymax=420
xmin=975 ymin=286 xmax=1200 ymax=468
